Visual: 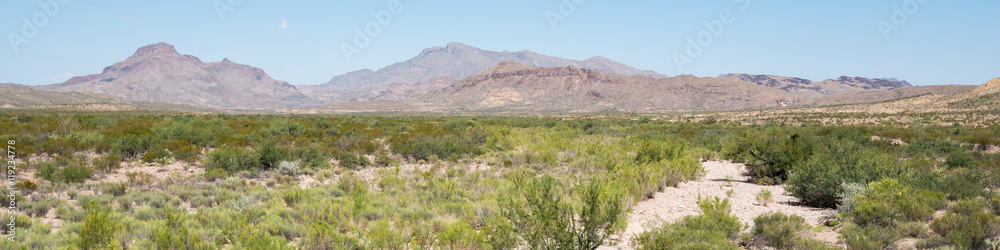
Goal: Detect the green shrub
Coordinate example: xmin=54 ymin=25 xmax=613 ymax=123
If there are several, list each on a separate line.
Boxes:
xmin=931 ymin=210 xmax=999 ymax=249
xmin=113 ymin=132 xmax=157 ymax=158
xmin=290 ymin=146 xmax=330 ymax=169
xmin=752 ymin=212 xmax=821 ymax=249
xmin=172 ymin=145 xmax=201 ymax=163
xmin=945 ymin=150 xmax=976 ymax=169
xmin=14 ymin=180 xmax=38 ymax=192
xmin=101 ymin=182 xmax=127 ymax=197
xmin=77 ymin=201 xmax=122 ymax=249
xmin=786 ymin=141 xmax=905 ymax=208
xmin=905 ymin=137 xmax=962 ymax=158
xmin=374 ymin=154 xmax=396 ymax=167
xmin=502 ymin=176 xmax=626 ymax=250
xmin=852 ymin=178 xmax=945 ymax=226
xmin=633 ymin=197 xmax=742 ymax=250
xmin=142 ymin=148 xmax=171 ymax=164
xmin=55 ymin=163 xmax=93 ymax=184
xmin=720 ymin=128 xmax=814 ymax=183
xmin=92 ymin=154 xmax=122 ymax=172
xmin=154 ymin=212 xmax=211 ymax=249
xmin=256 ymin=142 xmax=286 ymax=169
xmin=405 ymin=137 xmax=481 ymax=161
xmin=842 ymin=223 xmax=900 ymax=250
xmin=203 ymin=168 xmax=229 ymax=181
xmin=756 ymin=189 xmax=773 ymax=207
xmin=337 ymin=152 xmax=370 ymax=170
xmin=205 ymin=147 xmax=258 ymax=173
xmin=34 ymin=161 xmax=59 ymax=182
xmin=263 ymin=119 xmax=308 ymax=137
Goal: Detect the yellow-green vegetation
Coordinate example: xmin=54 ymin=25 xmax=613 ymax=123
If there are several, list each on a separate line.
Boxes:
xmin=0 ymin=111 xmax=998 ymax=249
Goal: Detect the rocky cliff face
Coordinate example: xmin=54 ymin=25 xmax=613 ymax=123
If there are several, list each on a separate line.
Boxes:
xmin=39 ymin=43 xmax=319 ymax=109
xmin=299 ymin=42 xmax=668 ymax=103
xmin=721 ymin=73 xmax=911 ymax=99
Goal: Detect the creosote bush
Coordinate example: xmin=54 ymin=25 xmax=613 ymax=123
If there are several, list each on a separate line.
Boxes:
xmin=633 ymin=197 xmax=743 ymax=249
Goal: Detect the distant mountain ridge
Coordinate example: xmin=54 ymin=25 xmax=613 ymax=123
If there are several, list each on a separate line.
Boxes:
xmin=721 ymin=73 xmax=912 ymax=99
xmin=298 ymin=42 xmax=667 ymax=103
xmin=39 ymin=43 xmax=319 ymax=109
xmin=333 ymin=62 xmax=800 ymax=113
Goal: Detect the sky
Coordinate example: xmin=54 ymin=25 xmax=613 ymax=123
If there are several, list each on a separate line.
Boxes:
xmin=1 ymin=0 xmax=997 ymax=86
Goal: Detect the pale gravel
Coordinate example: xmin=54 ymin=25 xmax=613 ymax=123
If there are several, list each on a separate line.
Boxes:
xmin=603 ymin=161 xmax=838 ymax=249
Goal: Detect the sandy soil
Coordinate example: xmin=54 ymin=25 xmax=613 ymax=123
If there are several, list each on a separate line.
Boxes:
xmin=604 ymin=161 xmax=839 ymax=249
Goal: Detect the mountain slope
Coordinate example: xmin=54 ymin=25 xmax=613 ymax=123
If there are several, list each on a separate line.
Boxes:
xmin=39 ymin=43 xmax=319 ymax=109
xmin=299 ymin=42 xmax=667 ymax=103
xmin=721 ymin=73 xmax=912 ymax=99
xmin=787 ymin=77 xmax=1000 ymax=114
xmin=320 ymin=62 xmax=798 ymax=113
xmin=804 ymin=85 xmax=977 ymax=106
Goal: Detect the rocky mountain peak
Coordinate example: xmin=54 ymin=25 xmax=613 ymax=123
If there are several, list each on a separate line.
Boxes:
xmin=133 ymin=42 xmax=179 ymax=57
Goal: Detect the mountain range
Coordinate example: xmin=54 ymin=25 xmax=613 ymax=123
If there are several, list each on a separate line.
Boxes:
xmin=9 ymin=42 xmax=986 ymax=113
xmin=296 ymin=42 xmax=667 ymax=103
xmin=39 ymin=43 xmax=318 ymax=109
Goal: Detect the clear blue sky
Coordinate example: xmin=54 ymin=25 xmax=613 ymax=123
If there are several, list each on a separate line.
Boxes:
xmin=1 ymin=0 xmax=997 ymax=86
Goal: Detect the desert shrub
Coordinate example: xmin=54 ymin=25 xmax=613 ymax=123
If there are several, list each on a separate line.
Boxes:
xmin=337 ymin=152 xmax=370 ymax=170
xmin=277 ymin=160 xmax=301 ymax=176
xmin=436 ymin=220 xmax=486 ymax=249
xmin=842 ymin=223 xmax=900 ymax=250
xmin=14 ymin=180 xmax=37 ymax=193
xmin=92 ymin=154 xmax=122 ymax=172
xmin=931 ymin=209 xmax=999 ymax=249
xmin=720 ymin=128 xmax=814 ymax=183
xmin=55 ymin=163 xmax=93 ymax=184
xmin=35 ymin=161 xmax=58 ymax=182
xmin=126 ymin=172 xmax=155 ymax=189
xmin=852 ymin=178 xmax=944 ymax=226
xmin=905 ymin=137 xmax=962 ymax=158
xmin=205 ymin=147 xmax=258 ymax=173
xmin=155 ymin=117 xmax=229 ymax=147
xmin=113 ymin=132 xmax=158 ymax=158
xmin=101 ymin=182 xmax=127 ymax=197
xmin=374 ymin=154 xmax=396 ymax=167
xmin=282 ymin=189 xmax=307 ymax=207
xmin=634 ymin=138 xmax=685 ymax=164
xmin=786 ymin=140 xmax=905 ymax=208
xmin=911 ymin=168 xmax=991 ymax=200
xmin=154 ymin=212 xmax=211 ymax=249
xmin=256 ymin=141 xmax=286 ymax=169
xmin=142 ymin=148 xmax=171 ymax=164
xmin=263 ymin=119 xmax=308 ymax=137
xmin=945 ymin=149 xmax=976 ymax=169
xmin=404 ymin=136 xmax=481 ymax=161
xmin=77 ymin=201 xmax=122 ymax=249
xmin=171 ymin=144 xmax=201 ymax=163
xmin=633 ymin=197 xmax=742 ymax=250
xmin=501 ymin=176 xmax=626 ymax=250
xmin=756 ymin=189 xmax=773 ymax=207
xmin=836 ymin=182 xmax=866 ymax=213
xmin=752 ymin=212 xmax=831 ymax=249
xmin=289 ymin=146 xmax=330 ymax=169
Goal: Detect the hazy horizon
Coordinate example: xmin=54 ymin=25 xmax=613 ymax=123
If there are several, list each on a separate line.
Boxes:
xmin=2 ymin=0 xmax=998 ymax=86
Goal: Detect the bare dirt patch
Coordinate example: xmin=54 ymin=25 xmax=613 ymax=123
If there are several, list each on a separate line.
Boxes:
xmin=606 ymin=161 xmax=839 ymax=249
